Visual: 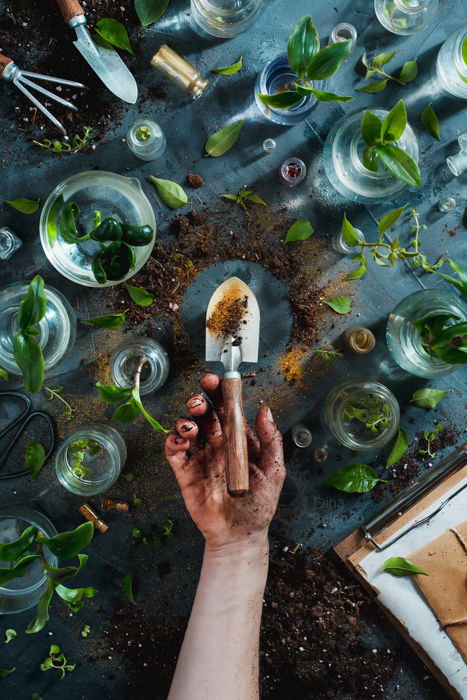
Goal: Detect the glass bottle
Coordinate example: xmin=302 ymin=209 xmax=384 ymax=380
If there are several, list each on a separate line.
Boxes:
xmin=262 ymin=138 xmax=276 ymax=154
xmin=190 ymin=0 xmax=262 ymax=38
xmin=280 ymin=157 xmax=307 ymax=186
xmin=324 ymin=380 xmax=400 ymax=451
xmin=386 ymin=289 xmax=467 ymax=378
xmin=55 ymin=424 xmax=127 ymax=496
xmin=436 ymin=26 xmax=467 ymax=98
xmin=332 ymin=228 xmax=364 ymax=254
xmin=110 ymin=337 xmax=170 ymax=396
xmin=150 ymin=45 xmax=209 ymax=99
xmin=0 ymin=281 xmax=76 ymax=378
xmin=374 ymin=0 xmax=438 ymax=35
xmin=0 ymin=227 xmax=22 ymax=260
xmin=437 ymin=197 xmax=457 ymax=213
xmin=126 ymin=119 xmax=166 ymax=161
xmin=328 ymin=23 xmax=358 ymax=51
xmin=0 ymin=505 xmax=57 ymax=614
xmin=291 ymin=424 xmax=312 ymax=448
xmin=446 ymin=133 xmax=467 ymax=176
xmin=344 ymin=327 xmax=376 ymax=354
xmin=323 ymin=108 xmax=419 ymax=203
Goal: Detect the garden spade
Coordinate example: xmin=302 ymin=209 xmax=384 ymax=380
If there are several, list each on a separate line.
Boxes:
xmin=55 ymin=0 xmax=138 ymax=104
xmin=206 ymin=277 xmax=260 ymax=497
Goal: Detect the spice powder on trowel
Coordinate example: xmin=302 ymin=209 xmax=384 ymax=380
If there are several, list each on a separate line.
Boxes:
xmin=207 ymin=289 xmax=248 ymax=343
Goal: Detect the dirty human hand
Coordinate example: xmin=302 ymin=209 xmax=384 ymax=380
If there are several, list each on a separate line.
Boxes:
xmin=165 ymin=373 xmax=285 ymax=551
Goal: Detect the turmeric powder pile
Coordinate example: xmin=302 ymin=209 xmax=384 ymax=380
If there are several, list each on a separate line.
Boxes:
xmin=278 ymin=347 xmax=308 ymax=385
xmin=207 ymin=288 xmax=248 ymax=340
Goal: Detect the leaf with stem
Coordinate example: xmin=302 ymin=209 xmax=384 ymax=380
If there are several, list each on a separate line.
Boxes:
xmin=386 ymin=428 xmax=408 ymax=468
xmin=25 ymin=443 xmax=46 ymax=479
xmin=322 ymin=464 xmax=386 ymax=493
xmin=44 ymin=386 xmax=75 ymax=420
xmin=383 ymin=557 xmax=428 ymax=576
xmin=135 ymin=0 xmax=169 ymax=26
xmin=305 ymin=40 xmax=352 ymax=80
xmin=205 ymin=120 xmax=245 ymax=157
xmin=410 ymin=388 xmax=449 ymax=409
xmin=95 ymin=18 xmax=134 ymax=55
xmin=79 ymin=310 xmax=128 ymax=329
xmin=149 ymin=177 xmax=189 ymax=209
xmin=33 ymin=127 xmax=93 ymax=154
xmin=287 ymin=14 xmax=320 ymax=78
xmin=37 ymin=522 xmax=94 ymax=560
xmin=284 ymin=220 xmax=314 ymax=243
xmin=221 ymin=187 xmax=266 ymax=212
xmin=5 ymin=198 xmax=40 ymax=214
xmin=211 ymin=56 xmax=243 ymax=75
xmin=421 ymin=103 xmax=440 ymax=140
xmin=376 ymin=144 xmax=422 ymax=188
xmin=121 ymin=573 xmax=137 ymax=605
xmin=294 ymin=85 xmax=354 ymax=102
xmin=324 ymin=296 xmax=352 ymax=314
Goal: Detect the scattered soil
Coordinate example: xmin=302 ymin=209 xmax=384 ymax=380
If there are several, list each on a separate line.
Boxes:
xmin=206 ymin=288 xmax=248 ymax=342
xmin=186 ymin=173 xmax=205 ymax=189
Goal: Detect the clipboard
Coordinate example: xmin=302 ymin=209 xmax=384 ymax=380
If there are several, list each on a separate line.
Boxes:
xmin=334 ymin=443 xmax=467 ymax=700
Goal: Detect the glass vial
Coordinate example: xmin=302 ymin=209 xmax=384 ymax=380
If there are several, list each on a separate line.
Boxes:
xmin=190 ymin=0 xmax=262 ymax=38
xmin=344 ymin=327 xmax=376 ymax=354
xmin=446 ymin=133 xmax=467 ymax=176
xmin=313 ymin=446 xmax=329 ymax=463
xmin=332 ymin=228 xmax=364 ymax=254
xmin=0 ymin=227 xmax=22 ymax=260
xmin=280 ymin=157 xmax=306 ymax=186
xmin=291 ymin=424 xmax=312 ymax=448
xmin=328 ymin=23 xmax=357 ymax=51
xmin=438 ymin=197 xmax=457 ymax=212
xmin=374 ymin=0 xmax=438 ymax=35
xmin=126 ymin=119 xmax=166 ymax=161
xmin=110 ymin=337 xmax=170 ymax=396
xmin=263 ymin=138 xmax=276 ymax=154
xmin=150 ymin=45 xmax=209 ymax=99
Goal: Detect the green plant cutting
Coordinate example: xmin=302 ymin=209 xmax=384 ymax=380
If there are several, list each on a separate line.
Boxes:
xmin=360 ymin=100 xmax=421 ymax=187
xmin=44 ymin=386 xmax=76 ymax=420
xmin=258 ymin=14 xmax=354 ymax=108
xmin=40 ymin=644 xmax=75 ymax=679
xmin=414 ymin=313 xmax=467 ymax=365
xmin=342 ymin=394 xmax=392 ymax=433
xmin=68 ymin=439 xmax=103 ymax=478
xmin=0 ymin=522 xmax=96 ymax=633
xmin=58 ymin=203 xmax=154 ymax=284
xmin=357 ymin=51 xmax=418 ymax=93
xmin=221 ymin=186 xmax=266 ymax=212
xmin=33 ymin=127 xmax=93 ymax=154
xmin=418 ymin=423 xmax=444 ymax=458
xmin=13 ymin=276 xmax=47 ymax=394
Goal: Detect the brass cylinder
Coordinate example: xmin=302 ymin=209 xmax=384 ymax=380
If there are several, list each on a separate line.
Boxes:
xmin=344 ymin=326 xmax=376 ymax=354
xmin=150 ymin=45 xmax=209 ymax=98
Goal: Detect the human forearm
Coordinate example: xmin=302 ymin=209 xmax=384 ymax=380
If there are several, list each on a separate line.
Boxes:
xmin=168 ymin=532 xmax=269 ymax=700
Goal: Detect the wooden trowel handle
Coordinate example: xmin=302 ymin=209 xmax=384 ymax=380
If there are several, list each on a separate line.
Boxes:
xmin=0 ymin=54 xmax=13 ymax=77
xmin=222 ymin=376 xmax=249 ymax=497
xmin=55 ymin=0 xmax=85 ymax=24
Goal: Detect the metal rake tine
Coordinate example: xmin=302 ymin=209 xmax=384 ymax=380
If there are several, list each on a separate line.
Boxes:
xmin=19 ymin=69 xmax=87 ymax=89
xmin=18 ymin=75 xmax=79 ymax=111
xmin=13 ymin=80 xmax=66 ymax=135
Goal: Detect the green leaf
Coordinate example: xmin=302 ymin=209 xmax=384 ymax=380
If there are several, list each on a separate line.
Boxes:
xmin=381 ymin=100 xmax=407 ymax=143
xmin=96 ymin=382 xmax=133 ymax=403
xmin=382 ymin=557 xmax=428 ymax=577
xmin=95 ymin=18 xmax=134 ymax=55
xmin=131 ymin=387 xmax=169 ymax=433
xmin=322 ymin=464 xmax=386 ymax=493
xmin=13 ymin=330 xmax=44 ymax=394
xmin=25 ymin=442 xmax=46 ymax=479
xmin=124 ymin=282 xmax=154 ymax=307
xmin=257 ymin=91 xmax=303 ymax=109
xmin=284 ymin=220 xmax=314 ymax=243
xmin=112 ymin=397 xmax=141 ymax=423
xmin=386 ymin=428 xmax=408 ymax=468
xmin=79 ymin=311 xmax=127 ymax=329
xmin=324 ymin=296 xmax=352 ymax=314
xmin=421 ymin=103 xmax=440 ymax=140
xmin=0 ymin=368 xmax=8 ymax=381
xmin=211 ymin=56 xmax=243 ymax=75
xmin=5 ymin=198 xmax=40 ymax=214
xmin=305 ymin=40 xmax=352 ymax=80
xmin=363 ymin=146 xmax=379 ymax=171
xmin=26 ymin=578 xmax=55 ymax=634
xmin=122 ymin=573 xmax=137 ymax=605
xmin=245 ymin=193 xmax=267 ymax=206
xmin=361 ymin=111 xmax=383 ymax=147
xmin=149 ymin=177 xmax=189 ymax=209
xmin=399 ymin=59 xmax=418 ymax=83
xmin=38 ymin=522 xmax=94 ymax=560
xmin=345 ymin=252 xmax=367 ymax=280
xmin=205 ymin=120 xmax=245 ymax=157
xmin=135 ymin=0 xmax=169 ymax=26
xmin=59 ymin=202 xmax=87 ymax=243
xmin=376 ymin=144 xmax=422 ymax=188
xmin=410 ymin=388 xmax=449 ymax=409
xmin=0 ymin=554 xmax=41 ymax=585
xmin=463 ymin=37 xmax=467 ymax=65
xmin=55 ymin=583 xmax=97 ymax=612
xmin=431 ymin=322 xmax=467 ymax=364
xmin=0 ymin=668 xmax=15 ymax=678
xmin=356 ymin=79 xmax=388 ymax=93
xmin=0 ymin=525 xmax=38 ymax=562
xmin=378 ymin=204 xmax=408 ymax=235
xmin=5 ymin=629 xmax=16 ymax=644
xmin=372 ymin=50 xmax=397 ymax=68
xmin=42 ymin=553 xmax=89 ymax=584
xmin=287 ymin=14 xmax=320 ymax=79
xmin=18 ymin=276 xmax=47 ymax=330
xmin=294 ymin=85 xmax=354 ymax=101
xmin=341 ymin=215 xmax=360 ymax=246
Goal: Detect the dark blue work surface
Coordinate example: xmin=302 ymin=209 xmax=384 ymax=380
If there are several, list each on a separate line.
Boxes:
xmin=0 ymin=0 xmax=466 ymax=698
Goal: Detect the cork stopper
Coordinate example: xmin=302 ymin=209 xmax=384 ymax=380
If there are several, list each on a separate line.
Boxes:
xmin=150 ymin=45 xmax=209 ymax=98
xmin=344 ymin=327 xmax=376 ymax=354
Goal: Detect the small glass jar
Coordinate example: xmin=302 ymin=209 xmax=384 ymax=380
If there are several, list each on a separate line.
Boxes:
xmin=328 ymin=23 xmax=358 ymax=50
xmin=437 ymin=197 xmax=457 ymax=213
xmin=436 ymin=26 xmax=467 ymax=98
xmin=110 ymin=337 xmax=170 ymax=396
xmin=262 ymin=138 xmax=276 ymax=154
xmin=190 ymin=0 xmax=262 ymax=37
xmin=374 ymin=0 xmax=438 ymax=35
xmin=0 ymin=281 xmax=76 ymax=377
xmin=291 ymin=424 xmax=312 ymax=448
xmin=0 ymin=505 xmax=57 ymax=614
xmin=446 ymin=132 xmax=467 ymax=176
xmin=254 ymin=54 xmax=320 ymax=126
xmin=280 ymin=157 xmax=307 ymax=186
xmin=332 ymin=228 xmax=364 ymax=254
xmin=324 ymin=380 xmax=400 ymax=451
xmin=386 ymin=289 xmax=467 ymax=378
xmin=323 ymin=108 xmax=419 ymax=203
xmin=55 ymin=424 xmax=127 ymax=496
xmin=126 ymin=119 xmax=166 ymax=161
xmin=0 ymin=227 xmax=22 ymax=260
xmin=344 ymin=327 xmax=376 ymax=354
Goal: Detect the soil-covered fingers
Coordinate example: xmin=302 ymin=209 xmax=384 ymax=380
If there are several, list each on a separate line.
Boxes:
xmin=245 ymin=423 xmax=260 ymax=461
xmin=256 ymin=406 xmax=285 ymax=485
xmin=186 ymin=390 xmax=223 ymax=449
xmin=200 ymin=373 xmax=225 ymax=423
xmin=175 ymin=418 xmax=199 ymax=446
xmin=165 ymin=433 xmax=203 ymax=488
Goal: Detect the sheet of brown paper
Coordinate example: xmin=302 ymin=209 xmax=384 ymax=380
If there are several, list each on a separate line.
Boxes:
xmin=410 ymin=520 xmax=467 ymax=663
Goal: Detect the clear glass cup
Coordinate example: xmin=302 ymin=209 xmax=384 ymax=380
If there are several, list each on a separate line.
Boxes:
xmin=190 ymin=0 xmax=262 ymax=37
xmin=374 ymin=0 xmax=438 ymax=35
xmin=126 ymin=119 xmax=166 ymax=161
xmin=0 ymin=281 xmax=76 ymax=377
xmin=386 ymin=289 xmax=467 ymax=378
xmin=323 ymin=108 xmax=419 ymax=203
xmin=110 ymin=337 xmax=170 ymax=396
xmin=328 ymin=22 xmax=358 ymax=50
xmin=324 ymin=380 xmax=400 ymax=451
xmin=254 ymin=55 xmax=320 ymax=126
xmin=436 ymin=26 xmax=467 ymax=99
xmin=0 ymin=505 xmax=57 ymax=614
xmin=55 ymin=424 xmax=127 ymax=496
xmin=40 ymin=171 xmax=156 ymax=288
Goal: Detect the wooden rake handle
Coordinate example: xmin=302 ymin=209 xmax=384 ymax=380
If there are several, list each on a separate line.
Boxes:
xmin=55 ymin=0 xmax=85 ymax=24
xmin=222 ymin=376 xmax=249 ymax=497
xmin=0 ymin=54 xmax=13 ymax=77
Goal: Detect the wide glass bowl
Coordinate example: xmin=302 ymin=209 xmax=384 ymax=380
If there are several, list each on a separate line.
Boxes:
xmin=40 ymin=171 xmax=156 ymax=288
xmin=0 ymin=505 xmax=57 ymax=614
xmin=110 ymin=337 xmax=170 ymax=396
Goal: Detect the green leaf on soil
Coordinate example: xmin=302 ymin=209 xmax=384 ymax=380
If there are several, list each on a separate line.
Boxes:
xmin=121 ymin=573 xmax=137 ymax=605
xmin=95 ymin=18 xmax=135 ymax=55
xmin=324 ymin=296 xmax=352 ymax=314
xmin=322 ymin=464 xmax=386 ymax=493
xmin=386 ymin=428 xmax=408 ymax=468
xmin=135 ymin=0 xmax=169 ymax=26
xmin=79 ymin=311 xmax=127 ymax=329
xmin=25 ymin=443 xmax=46 ymax=479
xmin=284 ymin=220 xmax=314 ymax=243
xmin=124 ymin=282 xmax=155 ymax=307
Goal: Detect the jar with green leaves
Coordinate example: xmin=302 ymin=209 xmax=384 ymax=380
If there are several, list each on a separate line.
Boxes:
xmin=374 ymin=0 xmax=438 ymax=35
